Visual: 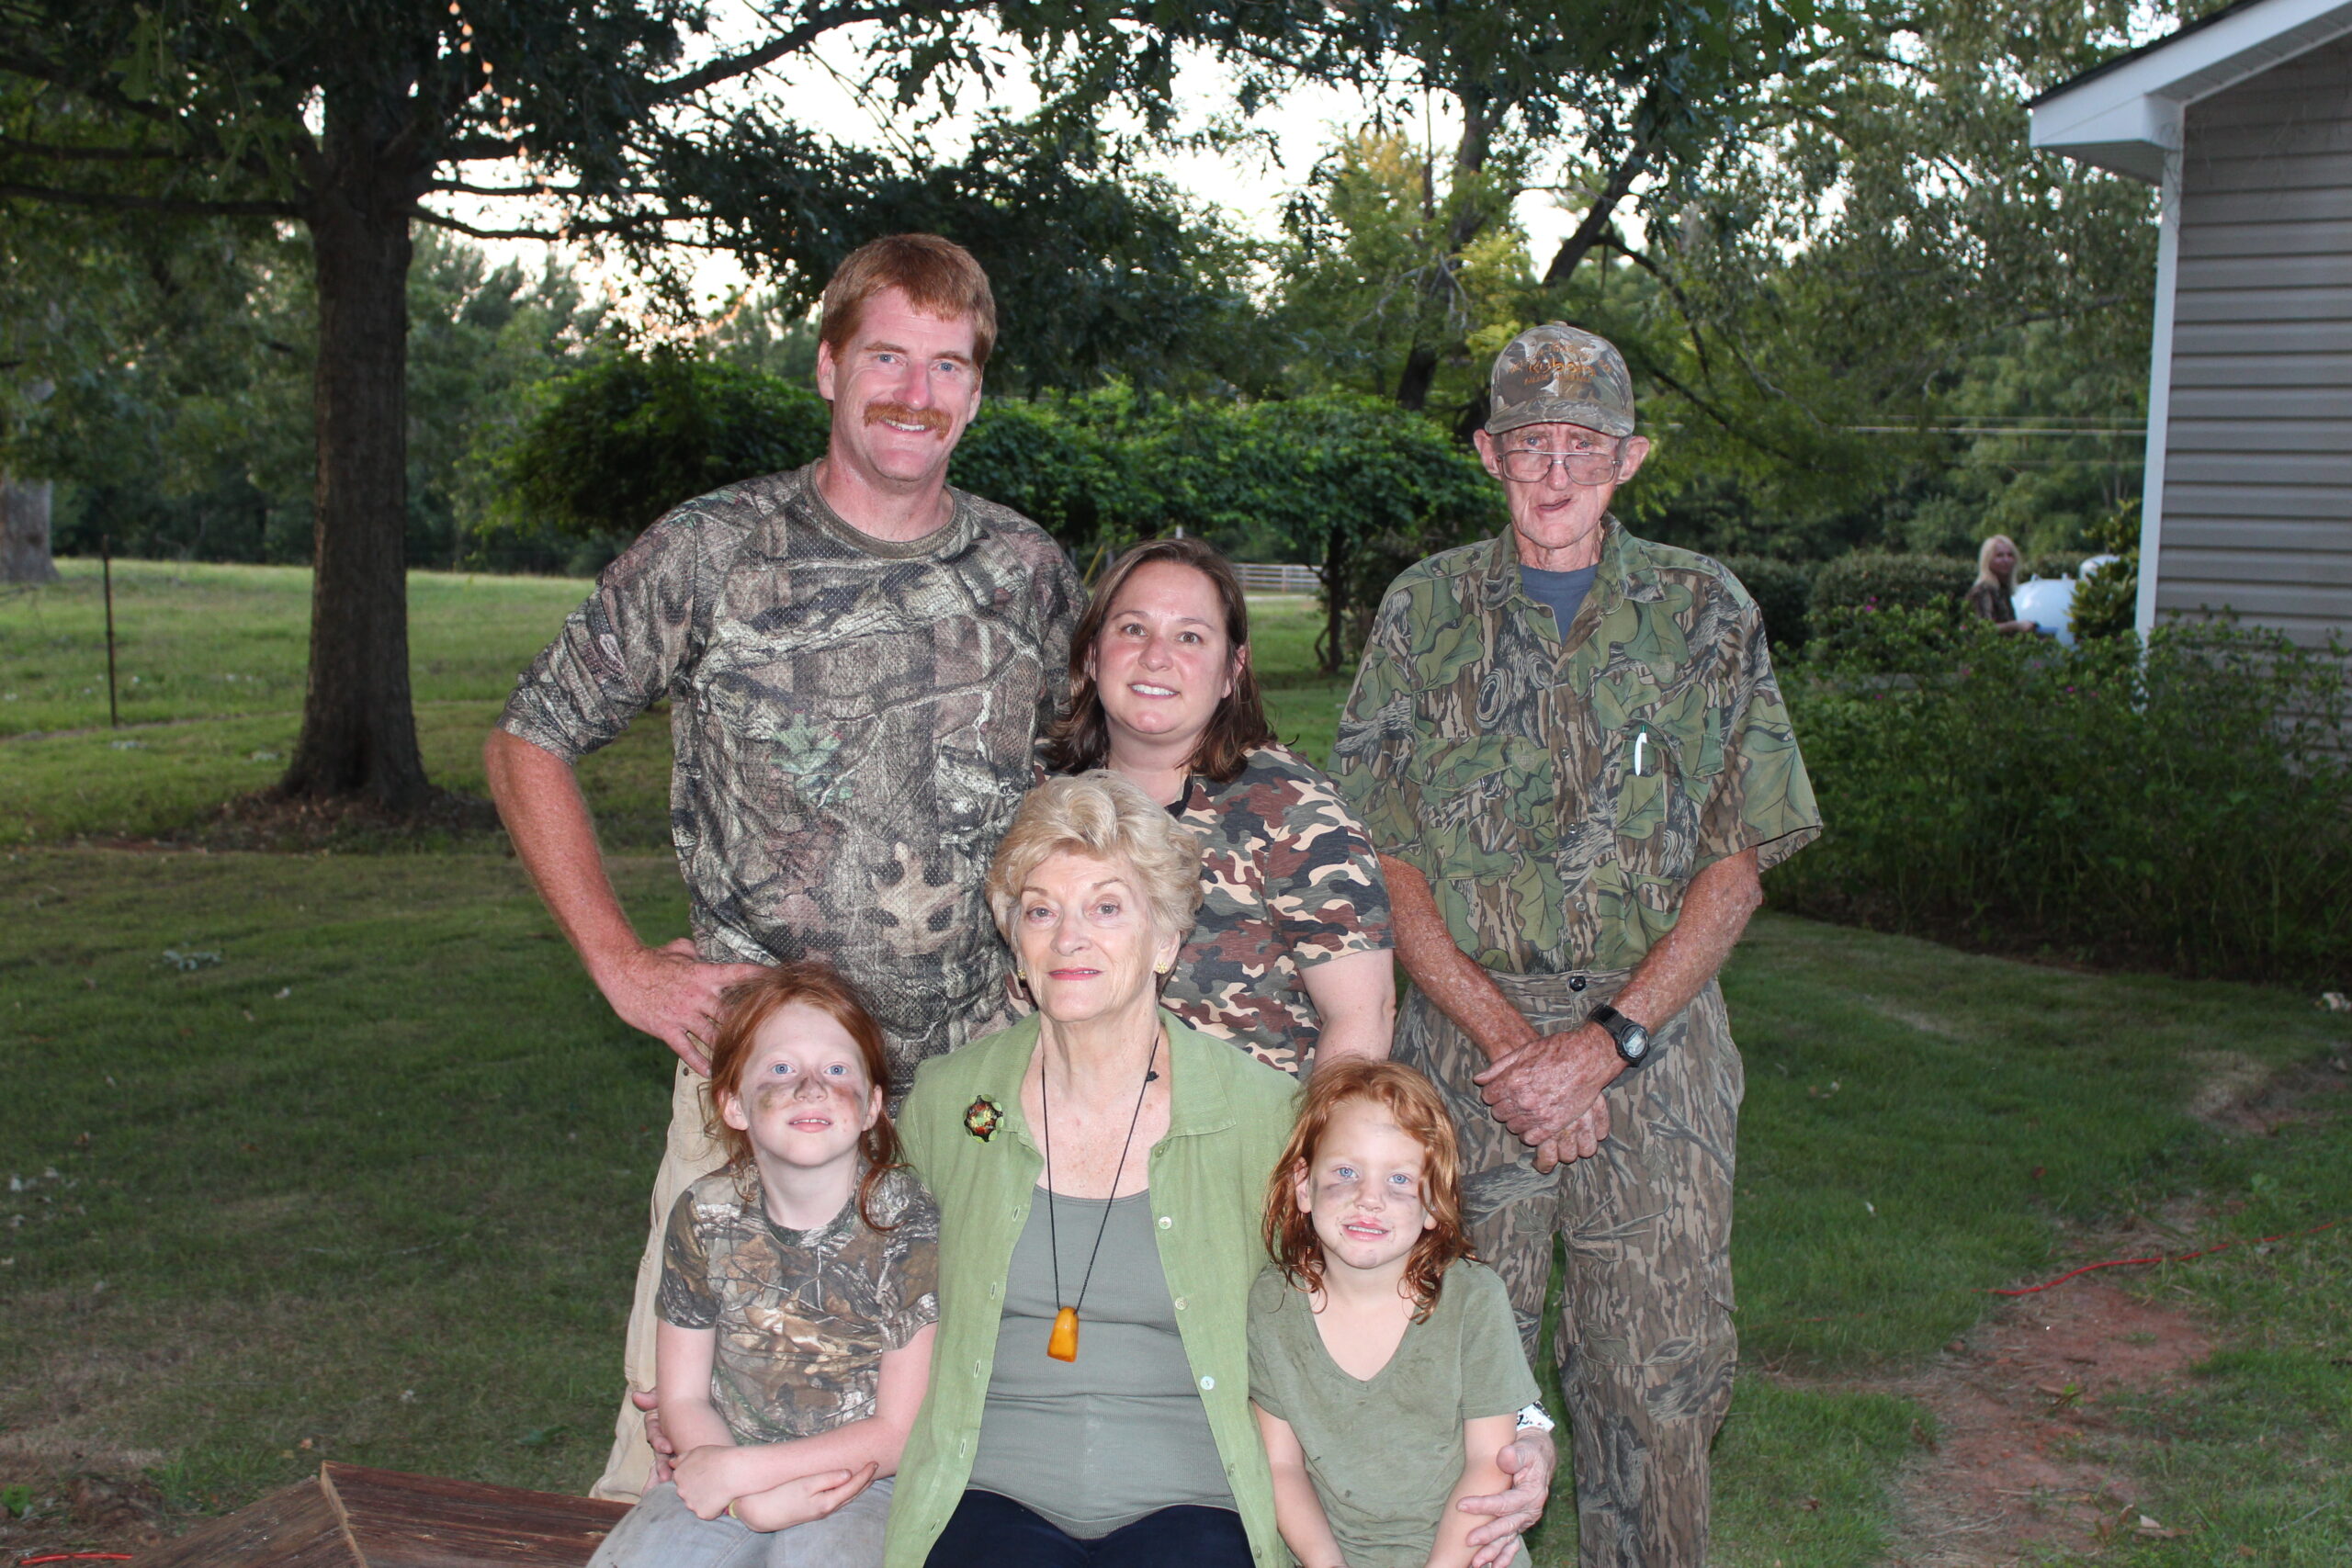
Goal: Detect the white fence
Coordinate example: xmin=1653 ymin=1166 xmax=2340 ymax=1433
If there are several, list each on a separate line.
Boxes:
xmin=1233 ymin=562 xmax=1320 ymax=594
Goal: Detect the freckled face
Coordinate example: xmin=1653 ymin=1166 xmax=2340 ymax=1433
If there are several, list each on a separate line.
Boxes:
xmin=718 ymin=1003 xmax=881 ymax=1173
xmin=1295 ymin=1100 xmax=1435 ymax=1278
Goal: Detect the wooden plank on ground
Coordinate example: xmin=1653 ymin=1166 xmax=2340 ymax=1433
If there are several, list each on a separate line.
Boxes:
xmin=324 ymin=1464 xmax=626 ymax=1568
xmin=124 ymin=1464 xmax=628 ymax=1568
xmin=127 ymin=1474 xmax=355 ymax=1568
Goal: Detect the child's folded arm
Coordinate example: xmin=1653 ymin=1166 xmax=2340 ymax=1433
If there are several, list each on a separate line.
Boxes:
xmin=1425 ymin=1413 xmax=1520 ymax=1568
xmin=1255 ymin=1401 xmax=1351 ymax=1568
xmin=722 ymin=1323 xmax=937 ymax=1531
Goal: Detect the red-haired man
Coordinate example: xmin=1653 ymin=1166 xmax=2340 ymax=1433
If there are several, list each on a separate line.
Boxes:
xmin=486 ymin=234 xmax=1082 ymax=1502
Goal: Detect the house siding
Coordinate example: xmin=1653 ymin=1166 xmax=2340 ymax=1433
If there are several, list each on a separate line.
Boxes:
xmin=2163 ymin=31 xmax=2352 ymax=647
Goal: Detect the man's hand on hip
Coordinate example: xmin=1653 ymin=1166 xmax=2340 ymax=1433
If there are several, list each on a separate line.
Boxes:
xmin=1475 ymin=1024 xmax=1622 ymax=1150
xmin=595 ymin=939 xmax=768 ymax=1076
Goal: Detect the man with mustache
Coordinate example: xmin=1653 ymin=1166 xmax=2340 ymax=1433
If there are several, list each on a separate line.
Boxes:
xmin=486 ymin=233 xmax=1083 ymax=1503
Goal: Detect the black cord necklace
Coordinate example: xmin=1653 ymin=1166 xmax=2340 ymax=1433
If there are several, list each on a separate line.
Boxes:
xmin=1039 ymin=1025 xmax=1160 ymax=1363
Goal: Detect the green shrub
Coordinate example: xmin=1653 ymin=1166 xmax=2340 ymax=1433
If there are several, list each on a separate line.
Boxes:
xmin=1810 ymin=552 xmax=1976 ymax=619
xmin=1719 ymin=555 xmax=1814 ymax=654
xmin=480 ymin=358 xmax=1498 ymax=671
xmin=483 ymin=350 xmax=830 ymax=543
xmin=2025 ymin=549 xmax=2090 ymax=582
xmin=1770 ymin=608 xmax=2352 ymax=985
xmin=2069 ymin=502 xmax=2139 ymax=642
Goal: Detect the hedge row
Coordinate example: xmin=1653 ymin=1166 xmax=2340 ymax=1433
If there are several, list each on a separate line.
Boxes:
xmin=1770 ymin=607 xmax=2352 ymax=986
xmin=487 ymin=354 xmax=1502 ymax=667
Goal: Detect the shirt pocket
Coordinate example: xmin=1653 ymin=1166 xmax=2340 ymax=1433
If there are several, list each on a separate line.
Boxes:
xmin=1406 ymin=728 xmax=1555 ymax=872
xmin=1608 ymin=712 xmax=1722 ymax=887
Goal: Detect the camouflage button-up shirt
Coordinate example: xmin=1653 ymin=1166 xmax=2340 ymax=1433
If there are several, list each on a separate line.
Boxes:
xmin=1165 ymin=744 xmax=1392 ymax=1073
xmin=498 ymin=466 xmax=1083 ymax=1092
xmin=1330 ymin=519 xmax=1820 ymax=976
xmin=659 ymin=1164 xmax=940 ymax=1446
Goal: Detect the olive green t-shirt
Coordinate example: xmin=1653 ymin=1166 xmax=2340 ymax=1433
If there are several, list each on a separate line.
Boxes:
xmin=1247 ymin=1262 xmax=1537 ymax=1568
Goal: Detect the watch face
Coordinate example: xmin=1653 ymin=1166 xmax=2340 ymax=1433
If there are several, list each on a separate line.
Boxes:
xmin=1620 ymin=1027 xmax=1650 ymax=1062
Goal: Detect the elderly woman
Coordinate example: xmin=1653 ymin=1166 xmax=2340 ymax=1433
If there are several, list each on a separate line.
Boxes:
xmin=1043 ymin=538 xmax=1395 ymax=1075
xmin=886 ymin=772 xmax=1298 ymax=1566
xmin=1964 ymin=535 xmax=2037 ymax=635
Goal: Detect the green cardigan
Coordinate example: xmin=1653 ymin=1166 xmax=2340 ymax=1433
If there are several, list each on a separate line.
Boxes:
xmin=883 ymin=1010 xmax=1302 ymax=1568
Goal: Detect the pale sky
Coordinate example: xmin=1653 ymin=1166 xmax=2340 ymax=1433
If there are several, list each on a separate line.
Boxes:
xmin=439 ymin=24 xmax=1584 ymax=323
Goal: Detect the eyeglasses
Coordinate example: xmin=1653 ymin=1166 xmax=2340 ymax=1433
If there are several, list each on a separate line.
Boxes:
xmin=1495 ymin=442 xmax=1623 ymax=485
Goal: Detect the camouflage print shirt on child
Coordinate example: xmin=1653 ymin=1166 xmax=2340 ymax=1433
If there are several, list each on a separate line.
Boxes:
xmin=659 ymin=1164 xmax=940 ymax=1445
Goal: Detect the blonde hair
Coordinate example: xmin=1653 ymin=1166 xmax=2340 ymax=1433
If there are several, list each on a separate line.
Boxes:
xmin=986 ymin=773 xmax=1203 ymax=948
xmin=1975 ymin=534 xmax=2019 ymax=592
xmin=1263 ymin=1059 xmax=1473 ymax=1322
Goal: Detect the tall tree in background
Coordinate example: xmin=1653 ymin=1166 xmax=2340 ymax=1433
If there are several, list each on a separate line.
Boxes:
xmin=1599 ymin=0 xmax=2197 ymax=557
xmin=1272 ymin=0 xmax=1832 ymax=421
xmin=0 ymin=0 xmax=1358 ymax=809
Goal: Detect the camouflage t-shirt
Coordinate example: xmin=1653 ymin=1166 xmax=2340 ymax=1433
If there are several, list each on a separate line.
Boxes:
xmin=657 ymin=1163 xmax=941 ymax=1447
xmin=1330 ymin=519 xmax=1820 ymax=976
xmin=1163 ymin=745 xmax=1393 ymax=1074
xmin=497 ymin=466 xmax=1084 ymax=1093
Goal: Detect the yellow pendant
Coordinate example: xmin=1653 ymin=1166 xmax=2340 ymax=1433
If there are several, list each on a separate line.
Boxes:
xmin=1047 ymin=1306 xmax=1080 ymax=1362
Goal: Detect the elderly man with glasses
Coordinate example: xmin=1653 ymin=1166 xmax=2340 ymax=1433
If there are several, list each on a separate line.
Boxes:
xmin=1329 ymin=324 xmax=1822 ymax=1568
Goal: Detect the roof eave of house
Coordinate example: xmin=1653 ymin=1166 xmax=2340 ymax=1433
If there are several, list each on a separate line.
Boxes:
xmin=2028 ymin=0 xmax=2352 ymax=184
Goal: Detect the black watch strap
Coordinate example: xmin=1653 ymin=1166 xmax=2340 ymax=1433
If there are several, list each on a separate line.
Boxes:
xmin=1589 ymin=1004 xmax=1655 ymax=1067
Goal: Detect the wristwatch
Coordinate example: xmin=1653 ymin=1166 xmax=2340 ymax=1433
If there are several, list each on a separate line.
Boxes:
xmin=1588 ymin=1004 xmax=1652 ymax=1068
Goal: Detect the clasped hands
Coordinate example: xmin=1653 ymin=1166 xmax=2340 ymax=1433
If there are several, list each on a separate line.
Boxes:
xmin=1472 ymin=1022 xmax=1623 ymax=1172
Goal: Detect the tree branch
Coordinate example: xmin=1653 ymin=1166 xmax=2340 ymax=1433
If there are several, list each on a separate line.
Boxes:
xmin=0 ymin=178 xmax=295 ymax=218
xmin=645 ymin=3 xmax=897 ymax=103
xmin=0 ymin=134 xmax=177 ymax=163
xmin=1543 ymin=141 xmax=1648 ymax=288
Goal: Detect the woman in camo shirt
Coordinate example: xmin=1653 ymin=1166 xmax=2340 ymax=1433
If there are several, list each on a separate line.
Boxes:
xmin=1043 ymin=538 xmax=1395 ymax=1075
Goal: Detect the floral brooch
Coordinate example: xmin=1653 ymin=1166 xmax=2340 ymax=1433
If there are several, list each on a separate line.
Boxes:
xmin=964 ymin=1095 xmax=1003 ymax=1143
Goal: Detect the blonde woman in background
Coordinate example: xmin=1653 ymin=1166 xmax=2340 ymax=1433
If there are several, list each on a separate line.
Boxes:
xmin=1964 ymin=535 xmax=2038 ymax=635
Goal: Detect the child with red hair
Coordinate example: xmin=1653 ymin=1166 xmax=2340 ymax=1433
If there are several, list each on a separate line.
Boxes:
xmin=1250 ymin=1060 xmax=1541 ymax=1568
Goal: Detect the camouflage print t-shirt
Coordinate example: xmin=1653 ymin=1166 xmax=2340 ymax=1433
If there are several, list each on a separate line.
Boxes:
xmin=1330 ymin=519 xmax=1820 ymax=976
xmin=658 ymin=1164 xmax=940 ymax=1446
xmin=1163 ymin=744 xmax=1392 ymax=1074
xmin=497 ymin=466 xmax=1084 ymax=1093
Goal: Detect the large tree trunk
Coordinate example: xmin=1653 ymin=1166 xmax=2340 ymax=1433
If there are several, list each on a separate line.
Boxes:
xmin=281 ymin=87 xmax=429 ymax=810
xmin=1 ymin=474 xmax=59 ymax=583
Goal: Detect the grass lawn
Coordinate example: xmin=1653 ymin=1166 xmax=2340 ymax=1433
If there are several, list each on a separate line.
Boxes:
xmin=4 ymin=561 xmax=2348 ymax=1564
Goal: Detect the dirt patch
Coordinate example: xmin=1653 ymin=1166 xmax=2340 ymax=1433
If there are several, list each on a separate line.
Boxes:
xmin=1873 ymin=1052 xmax=2351 ymax=1564
xmin=1878 ymin=1280 xmax=2212 ymax=1564
xmin=170 ymin=785 xmax=502 ymax=853
xmin=2202 ymin=1046 xmax=2352 ymax=1135
xmin=0 ymin=1438 xmax=181 ymax=1562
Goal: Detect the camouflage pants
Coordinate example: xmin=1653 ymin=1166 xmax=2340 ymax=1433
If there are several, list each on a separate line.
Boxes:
xmin=1395 ymin=972 xmax=1742 ymax=1568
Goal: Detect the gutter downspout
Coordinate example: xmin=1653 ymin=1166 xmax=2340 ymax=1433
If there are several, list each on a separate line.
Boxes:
xmin=2135 ymin=141 xmax=2184 ymax=641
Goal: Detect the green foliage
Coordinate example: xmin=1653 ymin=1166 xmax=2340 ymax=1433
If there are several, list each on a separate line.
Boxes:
xmin=2069 ymin=500 xmax=2141 ymax=642
xmin=1772 ymin=610 xmax=2352 ymax=984
xmin=2025 ymin=549 xmax=2090 ymax=582
xmin=488 ymin=363 xmax=1500 ymax=669
xmin=1804 ymin=553 xmax=1973 ymax=649
xmin=481 ymin=351 xmax=829 ymax=565
xmin=1717 ymin=554 xmax=1813 ymax=653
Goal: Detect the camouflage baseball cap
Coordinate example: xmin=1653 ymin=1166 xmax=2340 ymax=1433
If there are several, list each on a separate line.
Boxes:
xmin=1486 ymin=322 xmax=1636 ymax=438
